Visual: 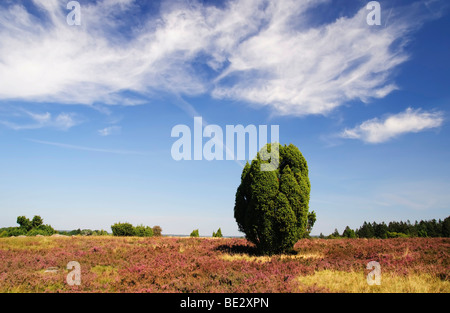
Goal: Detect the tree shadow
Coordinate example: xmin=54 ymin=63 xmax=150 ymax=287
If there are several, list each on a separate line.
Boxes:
xmin=215 ymin=242 xmax=298 ymax=257
xmin=215 ymin=243 xmax=259 ymax=256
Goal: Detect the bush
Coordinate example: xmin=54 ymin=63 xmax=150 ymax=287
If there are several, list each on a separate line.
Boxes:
xmin=111 ymin=222 xmax=136 ymax=236
xmin=387 ymin=231 xmax=409 ymax=238
xmin=342 ymin=226 xmax=356 ymax=239
xmin=134 ymin=225 xmax=153 ymax=237
xmin=27 ymin=224 xmax=56 ymax=236
xmin=190 ymin=229 xmax=199 ymax=237
xmin=152 ymin=225 xmax=162 ymax=237
xmin=212 ymin=228 xmax=223 ymax=238
xmin=92 ymin=230 xmax=109 ymax=236
xmin=234 ymin=143 xmax=311 ymax=254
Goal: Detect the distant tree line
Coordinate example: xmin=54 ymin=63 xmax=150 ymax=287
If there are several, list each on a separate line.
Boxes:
xmin=320 ymin=216 xmax=450 ymax=239
xmin=110 ymin=222 xmax=162 ymax=237
xmin=0 ymin=216 xmax=163 ymax=238
xmin=0 ymin=216 xmax=56 ymax=237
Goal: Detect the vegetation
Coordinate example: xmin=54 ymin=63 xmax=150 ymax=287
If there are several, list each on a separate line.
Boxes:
xmin=190 ymin=229 xmax=199 ymax=237
xmin=212 ymin=228 xmax=223 ymax=238
xmin=0 ymin=216 xmax=55 ymax=237
xmin=152 ymin=226 xmax=162 ymax=237
xmin=326 ymin=216 xmax=450 ymax=239
xmin=110 ymin=222 xmax=158 ymax=237
xmin=234 ymin=143 xmax=314 ymax=255
xmin=0 ymin=236 xmax=447 ymax=293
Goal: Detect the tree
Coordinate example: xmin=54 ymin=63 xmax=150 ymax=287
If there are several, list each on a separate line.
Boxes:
xmin=443 ymin=216 xmax=450 ymax=237
xmin=190 ymin=229 xmax=199 ymax=237
xmin=152 ymin=225 xmax=162 ymax=237
xmin=31 ymin=216 xmax=43 ymax=228
xmin=213 ymin=228 xmax=223 ymax=238
xmin=329 ymin=228 xmax=341 ymax=239
xmin=306 ymin=211 xmax=317 ymax=236
xmin=134 ymin=225 xmax=153 ymax=237
xmin=342 ymin=226 xmax=356 ymax=239
xmin=111 ymin=222 xmax=135 ymax=236
xmin=17 ymin=216 xmax=32 ymax=232
xmin=234 ymin=143 xmax=312 ymax=254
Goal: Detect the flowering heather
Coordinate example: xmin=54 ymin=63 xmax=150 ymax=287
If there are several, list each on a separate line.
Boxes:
xmin=0 ymin=236 xmax=448 ymax=292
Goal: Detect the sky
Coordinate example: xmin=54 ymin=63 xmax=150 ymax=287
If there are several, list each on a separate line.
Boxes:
xmin=0 ymin=0 xmax=449 ymax=236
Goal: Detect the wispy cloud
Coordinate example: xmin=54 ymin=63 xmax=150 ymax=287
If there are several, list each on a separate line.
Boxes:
xmin=28 ymin=139 xmax=150 ymax=155
xmin=98 ymin=125 xmax=121 ymax=136
xmin=0 ymin=0 xmax=443 ymax=116
xmin=0 ymin=108 xmax=80 ymax=130
xmin=340 ymin=108 xmax=444 ymax=143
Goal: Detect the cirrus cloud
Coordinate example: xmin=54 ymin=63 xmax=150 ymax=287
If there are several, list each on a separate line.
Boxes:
xmin=0 ymin=0 xmax=445 ymax=116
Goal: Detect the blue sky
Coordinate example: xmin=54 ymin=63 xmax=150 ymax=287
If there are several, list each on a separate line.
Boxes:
xmin=0 ymin=0 xmax=449 ymax=236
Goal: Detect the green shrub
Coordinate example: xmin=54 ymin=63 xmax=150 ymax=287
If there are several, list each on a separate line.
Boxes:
xmin=212 ymin=228 xmax=223 ymax=238
xmin=387 ymin=231 xmax=409 ymax=238
xmin=27 ymin=224 xmax=56 ymax=236
xmin=134 ymin=225 xmax=153 ymax=237
xmin=111 ymin=222 xmax=135 ymax=236
xmin=190 ymin=229 xmax=199 ymax=237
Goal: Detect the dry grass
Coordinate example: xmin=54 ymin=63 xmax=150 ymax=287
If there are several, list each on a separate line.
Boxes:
xmin=297 ymin=270 xmax=450 ymax=293
xmin=219 ymin=251 xmax=324 ymax=263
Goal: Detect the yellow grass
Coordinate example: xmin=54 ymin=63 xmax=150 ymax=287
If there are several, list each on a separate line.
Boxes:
xmin=297 ymin=270 xmax=450 ymax=293
xmin=220 ymin=252 xmax=324 ymax=263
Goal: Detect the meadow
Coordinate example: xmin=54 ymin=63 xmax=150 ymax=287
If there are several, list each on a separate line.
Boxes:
xmin=0 ymin=236 xmax=448 ymax=293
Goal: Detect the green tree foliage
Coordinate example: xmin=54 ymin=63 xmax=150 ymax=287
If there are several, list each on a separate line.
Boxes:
xmin=134 ymin=225 xmax=153 ymax=237
xmin=190 ymin=229 xmax=199 ymax=237
xmin=234 ymin=143 xmax=312 ymax=254
xmin=342 ymin=226 xmax=356 ymax=239
xmin=31 ymin=216 xmax=43 ymax=228
xmin=212 ymin=228 xmax=223 ymax=238
xmin=27 ymin=224 xmax=56 ymax=236
xmin=111 ymin=222 xmax=136 ymax=236
xmin=352 ymin=217 xmax=450 ymax=239
xmin=17 ymin=216 xmax=32 ymax=232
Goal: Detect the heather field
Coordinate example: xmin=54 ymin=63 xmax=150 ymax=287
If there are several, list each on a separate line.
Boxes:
xmin=0 ymin=236 xmax=448 ymax=293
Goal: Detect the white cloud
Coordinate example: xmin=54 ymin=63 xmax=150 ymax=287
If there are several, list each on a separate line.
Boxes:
xmin=0 ymin=0 xmax=441 ymax=115
xmin=340 ymin=108 xmax=444 ymax=143
xmin=28 ymin=139 xmax=149 ymax=155
xmin=0 ymin=108 xmax=79 ymax=130
xmin=98 ymin=125 xmax=121 ymax=136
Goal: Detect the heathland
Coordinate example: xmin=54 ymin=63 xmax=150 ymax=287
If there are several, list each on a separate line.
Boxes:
xmin=0 ymin=236 xmax=448 ymax=293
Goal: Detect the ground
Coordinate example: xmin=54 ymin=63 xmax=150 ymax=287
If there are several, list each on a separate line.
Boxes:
xmin=0 ymin=236 xmax=448 ymax=293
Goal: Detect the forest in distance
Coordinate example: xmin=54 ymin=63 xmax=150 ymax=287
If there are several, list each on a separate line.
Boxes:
xmin=1 ymin=215 xmax=449 ymax=239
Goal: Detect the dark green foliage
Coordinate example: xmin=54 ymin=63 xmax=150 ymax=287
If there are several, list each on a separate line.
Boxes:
xmin=352 ymin=217 xmax=450 ymax=239
xmin=111 ymin=222 xmax=136 ymax=236
xmin=17 ymin=216 xmax=32 ymax=232
xmin=190 ymin=229 xmax=199 ymax=237
xmin=234 ymin=143 xmax=312 ymax=254
xmin=443 ymin=217 xmax=450 ymax=237
xmin=328 ymin=229 xmax=341 ymax=239
xmin=31 ymin=216 xmax=43 ymax=228
xmin=342 ymin=226 xmax=356 ymax=239
xmin=27 ymin=224 xmax=55 ymax=236
xmin=212 ymin=228 xmax=223 ymax=238
xmin=152 ymin=225 xmax=162 ymax=236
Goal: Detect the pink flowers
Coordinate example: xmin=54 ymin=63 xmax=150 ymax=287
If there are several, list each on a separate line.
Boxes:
xmin=0 ymin=236 xmax=448 ymax=292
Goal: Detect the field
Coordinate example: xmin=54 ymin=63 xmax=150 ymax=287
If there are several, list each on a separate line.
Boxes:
xmin=0 ymin=236 xmax=448 ymax=293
